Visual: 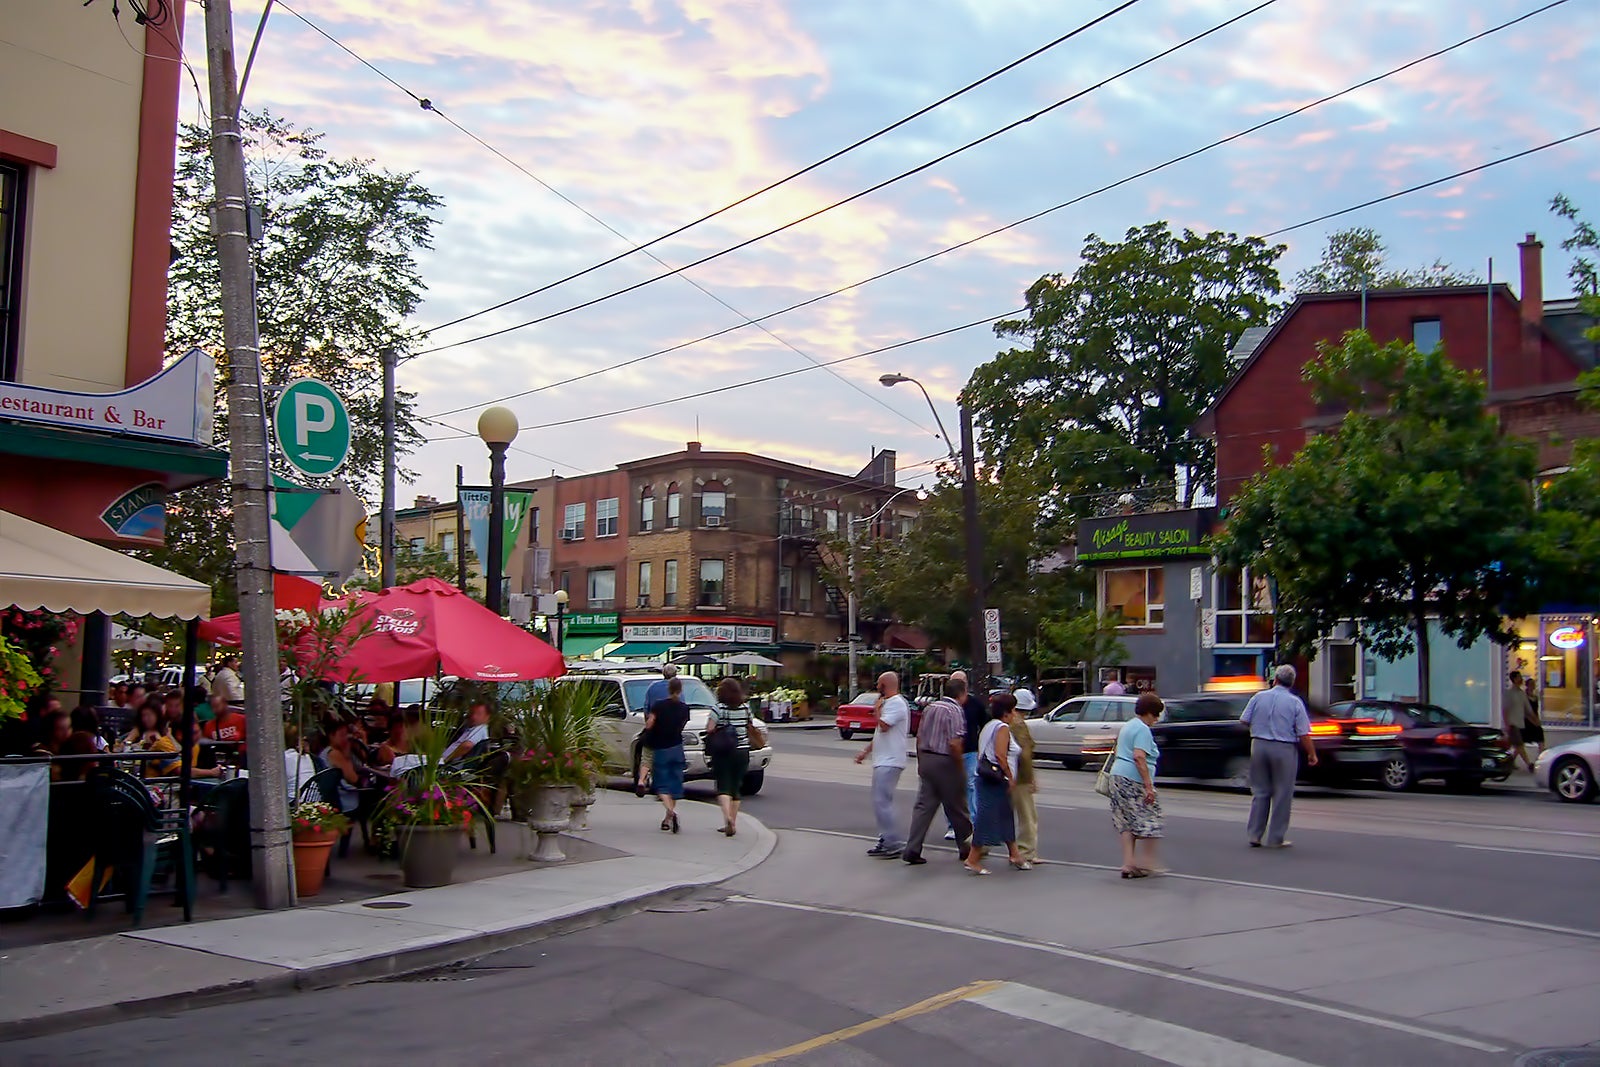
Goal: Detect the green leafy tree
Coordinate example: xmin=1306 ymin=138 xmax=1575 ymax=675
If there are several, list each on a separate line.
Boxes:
xmin=142 ymin=111 xmax=443 ymax=610
xmin=1032 ymin=609 xmax=1126 ymax=675
xmin=967 ymin=222 xmax=1285 ymax=509
xmin=1293 ymin=227 xmax=1481 ymax=294
xmin=1214 ymin=330 xmax=1538 ymax=703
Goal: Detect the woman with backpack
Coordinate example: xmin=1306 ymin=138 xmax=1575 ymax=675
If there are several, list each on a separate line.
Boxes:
xmin=705 ymin=676 xmax=757 ymax=837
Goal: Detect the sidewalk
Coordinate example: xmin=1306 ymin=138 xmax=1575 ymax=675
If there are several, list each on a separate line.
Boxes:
xmin=0 ymin=791 xmax=774 ymax=1040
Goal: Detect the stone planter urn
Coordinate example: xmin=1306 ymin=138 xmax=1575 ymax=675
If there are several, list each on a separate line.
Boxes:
xmin=399 ymin=824 xmax=463 ymax=888
xmin=291 ymin=828 xmax=339 ymax=898
xmin=527 ymin=784 xmax=577 ymax=862
xmin=568 ymin=784 xmax=598 ymax=832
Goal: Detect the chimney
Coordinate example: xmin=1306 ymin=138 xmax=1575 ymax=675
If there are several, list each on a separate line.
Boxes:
xmin=414 ymin=494 xmax=438 ymax=508
xmin=686 ymin=440 xmax=701 ymax=454
xmin=1519 ymin=232 xmax=1543 ymax=364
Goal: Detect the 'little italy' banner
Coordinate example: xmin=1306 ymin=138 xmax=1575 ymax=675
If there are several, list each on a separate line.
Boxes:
xmin=459 ymin=489 xmax=534 ymax=572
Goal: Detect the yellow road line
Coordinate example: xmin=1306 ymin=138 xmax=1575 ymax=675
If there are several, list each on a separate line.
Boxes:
xmin=718 ymin=979 xmax=1003 ymax=1067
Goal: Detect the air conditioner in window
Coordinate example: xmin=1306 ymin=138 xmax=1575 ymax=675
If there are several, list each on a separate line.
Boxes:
xmin=704 ymin=515 xmax=723 ymax=527
xmin=560 ymin=532 xmax=574 ymax=542
xmin=637 ymin=595 xmax=651 ymax=608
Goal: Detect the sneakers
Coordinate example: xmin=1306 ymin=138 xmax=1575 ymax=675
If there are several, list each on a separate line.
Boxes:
xmin=943 ymin=829 xmax=957 ymax=841
xmin=866 ymin=842 xmax=887 ymax=856
xmin=877 ymin=846 xmax=904 ymax=860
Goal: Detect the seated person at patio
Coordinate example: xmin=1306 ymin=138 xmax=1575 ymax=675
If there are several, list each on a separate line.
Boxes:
xmin=56 ymin=731 xmax=104 ymax=781
xmin=161 ymin=689 xmax=186 ymax=731
xmin=202 ymin=691 xmax=248 ymax=744
xmin=32 ymin=710 xmax=72 ymax=778
xmin=377 ymin=710 xmax=422 ymax=775
xmin=124 ymin=684 xmax=149 ymax=711
xmin=108 ymin=682 xmax=128 ymax=710
xmin=118 ymin=701 xmax=167 ymax=750
xmin=283 ymin=724 xmax=317 ymax=805
xmin=322 ymin=718 xmax=364 ymax=813
xmin=70 ymin=704 xmax=108 ymax=752
xmin=363 ymin=699 xmax=392 ymax=744
xmin=445 ymin=701 xmax=492 ymax=762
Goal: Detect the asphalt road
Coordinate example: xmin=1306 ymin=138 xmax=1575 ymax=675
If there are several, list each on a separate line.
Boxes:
xmin=8 ymin=726 xmax=1595 ymax=1066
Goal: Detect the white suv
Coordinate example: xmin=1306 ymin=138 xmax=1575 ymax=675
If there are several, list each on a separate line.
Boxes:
xmin=551 ymin=668 xmax=773 ymax=795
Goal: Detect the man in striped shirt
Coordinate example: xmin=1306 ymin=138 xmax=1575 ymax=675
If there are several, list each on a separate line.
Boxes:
xmin=902 ymin=677 xmax=974 ymax=864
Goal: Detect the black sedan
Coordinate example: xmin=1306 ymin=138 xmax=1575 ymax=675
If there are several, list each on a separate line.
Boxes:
xmin=1147 ymin=691 xmax=1406 ymax=790
xmin=1328 ymin=700 xmax=1513 ymax=791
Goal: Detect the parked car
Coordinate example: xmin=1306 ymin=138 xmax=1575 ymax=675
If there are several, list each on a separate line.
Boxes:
xmin=551 ymin=668 xmax=772 ymax=795
xmin=1535 ymin=734 xmax=1600 ymax=803
xmin=1149 ymin=691 xmax=1405 ymax=789
xmin=1328 ymin=700 xmax=1513 ymax=791
xmin=1028 ymin=695 xmax=1141 ymax=769
xmin=835 ymin=692 xmax=924 ymax=739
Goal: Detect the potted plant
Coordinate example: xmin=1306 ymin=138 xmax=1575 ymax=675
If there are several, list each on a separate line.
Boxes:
xmin=375 ymin=709 xmax=486 ymax=886
xmin=289 ymin=801 xmax=350 ymax=897
xmin=503 ymin=683 xmax=606 ymax=860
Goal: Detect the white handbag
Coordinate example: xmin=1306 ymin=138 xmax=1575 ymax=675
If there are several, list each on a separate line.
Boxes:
xmin=1094 ymin=761 xmax=1113 ymax=797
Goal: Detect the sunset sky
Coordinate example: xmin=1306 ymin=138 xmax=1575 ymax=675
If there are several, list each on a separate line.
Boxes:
xmin=179 ymin=0 xmax=1600 ymax=495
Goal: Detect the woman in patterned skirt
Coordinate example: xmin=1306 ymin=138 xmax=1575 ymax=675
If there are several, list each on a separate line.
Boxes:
xmin=1109 ymin=692 xmax=1165 ymax=878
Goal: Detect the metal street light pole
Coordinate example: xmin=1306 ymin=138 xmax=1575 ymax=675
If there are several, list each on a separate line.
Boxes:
xmin=203 ymin=0 xmax=291 ymax=908
xmin=380 ymin=347 xmax=397 ymax=589
xmin=847 ymin=486 xmax=923 ymax=693
xmin=880 ymin=373 xmax=987 ymax=693
xmin=554 ymin=589 xmax=569 ymax=658
xmin=477 ymin=407 xmax=519 ymax=615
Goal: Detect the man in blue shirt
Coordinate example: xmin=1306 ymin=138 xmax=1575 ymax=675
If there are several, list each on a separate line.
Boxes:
xmin=1240 ymin=665 xmax=1318 ymax=849
xmin=636 ymin=665 xmax=680 ymax=795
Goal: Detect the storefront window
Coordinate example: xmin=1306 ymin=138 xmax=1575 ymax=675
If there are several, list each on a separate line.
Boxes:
xmin=1213 ymin=568 xmax=1275 ymax=647
xmin=1102 ymin=568 xmax=1164 ymax=628
xmin=1363 ymin=622 xmax=1496 ymax=723
xmin=1510 ymin=616 xmax=1596 ymax=728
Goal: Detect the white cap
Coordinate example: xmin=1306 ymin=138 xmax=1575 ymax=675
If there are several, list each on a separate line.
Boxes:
xmin=1013 ymin=688 xmax=1037 ymax=711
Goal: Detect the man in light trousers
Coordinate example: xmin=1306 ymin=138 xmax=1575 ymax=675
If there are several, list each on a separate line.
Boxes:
xmin=855 ymin=671 xmax=910 ymax=858
xmin=1241 ymin=665 xmax=1317 ymax=849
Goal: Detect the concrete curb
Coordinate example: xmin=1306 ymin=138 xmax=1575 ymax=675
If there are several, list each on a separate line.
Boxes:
xmin=0 ymin=816 xmax=777 ymax=1042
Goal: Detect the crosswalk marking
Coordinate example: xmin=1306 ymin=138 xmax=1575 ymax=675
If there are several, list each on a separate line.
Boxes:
xmin=970 ymin=982 xmax=1320 ymax=1067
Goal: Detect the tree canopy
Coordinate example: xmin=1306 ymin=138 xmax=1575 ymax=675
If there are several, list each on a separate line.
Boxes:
xmin=1293 ymin=227 xmax=1481 ymax=294
xmin=1213 ymin=330 xmax=1538 ymax=702
xmin=143 ymin=111 xmax=443 ymax=611
xmin=966 ymin=222 xmax=1284 ymax=510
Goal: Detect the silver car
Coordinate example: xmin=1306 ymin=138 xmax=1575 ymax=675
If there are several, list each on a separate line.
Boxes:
xmin=1534 ymin=733 xmax=1600 ymax=803
xmin=1027 ymin=695 xmax=1141 ymax=769
xmin=551 ymin=669 xmax=774 ymax=795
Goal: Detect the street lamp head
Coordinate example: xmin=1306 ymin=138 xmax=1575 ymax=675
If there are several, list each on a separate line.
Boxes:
xmin=879 ymin=373 xmax=911 ymax=387
xmin=477 ymin=406 xmax=520 ymax=446
xmin=554 ymin=589 xmax=569 ymax=606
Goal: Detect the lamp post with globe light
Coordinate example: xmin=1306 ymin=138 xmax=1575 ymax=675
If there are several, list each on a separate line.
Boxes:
xmin=553 ymin=589 xmax=569 ymax=659
xmin=477 ymin=406 xmax=519 ymax=616
xmin=880 ymin=373 xmax=989 ymax=691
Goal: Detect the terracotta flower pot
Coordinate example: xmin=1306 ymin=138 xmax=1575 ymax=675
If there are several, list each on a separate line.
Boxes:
xmin=400 ymin=824 xmax=463 ymax=888
xmin=292 ymin=828 xmax=339 ymax=898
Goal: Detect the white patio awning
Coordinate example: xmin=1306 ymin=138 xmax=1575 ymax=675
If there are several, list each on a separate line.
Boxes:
xmin=0 ymin=509 xmax=211 ymax=619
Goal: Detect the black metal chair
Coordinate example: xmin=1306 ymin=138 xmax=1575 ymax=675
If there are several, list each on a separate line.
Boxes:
xmin=86 ymin=768 xmax=194 ymax=925
xmin=460 ymin=740 xmax=509 ymax=855
xmin=194 ymin=777 xmax=251 ymax=890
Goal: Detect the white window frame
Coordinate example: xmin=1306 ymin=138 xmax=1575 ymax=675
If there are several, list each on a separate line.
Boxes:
xmin=1100 ymin=566 xmax=1165 ymax=629
xmin=639 ymin=490 xmax=655 ymax=533
xmin=637 ymin=561 xmax=652 ymax=608
xmin=663 ymin=559 xmax=679 ymax=607
xmin=666 ymin=487 xmax=681 ymax=530
xmin=596 ymin=497 xmax=619 ymax=538
xmin=562 ymin=502 xmax=586 ymax=541
xmin=1212 ymin=566 xmax=1275 ymax=647
xmin=699 ymin=558 xmax=725 ymax=607
xmin=701 ymin=486 xmax=726 ymax=527
xmin=440 ymin=532 xmax=456 ymax=560
xmin=587 ymin=567 xmax=616 ymax=610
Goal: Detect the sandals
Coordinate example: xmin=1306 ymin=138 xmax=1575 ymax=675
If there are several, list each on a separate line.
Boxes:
xmin=670 ymin=814 xmax=680 ymax=835
xmin=660 ymin=816 xmax=672 ymax=833
xmin=1009 ymin=859 xmax=1033 ymax=871
xmin=1120 ymin=868 xmax=1148 ymax=879
xmin=964 ymin=864 xmax=991 ymax=876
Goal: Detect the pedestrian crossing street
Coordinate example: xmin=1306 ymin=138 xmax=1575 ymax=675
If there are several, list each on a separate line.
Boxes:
xmin=721 ymin=978 xmax=1497 ymax=1066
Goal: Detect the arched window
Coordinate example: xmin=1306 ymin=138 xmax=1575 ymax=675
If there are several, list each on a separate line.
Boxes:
xmin=665 ymin=482 xmax=681 ymax=530
xmin=700 ymin=480 xmax=726 ymax=527
xmin=639 ymin=484 xmax=655 ymax=533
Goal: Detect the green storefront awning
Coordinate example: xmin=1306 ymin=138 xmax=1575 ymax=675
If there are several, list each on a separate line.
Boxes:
xmin=611 ymin=640 xmax=676 ymax=659
xmin=0 ymin=419 xmax=228 ymax=488
xmin=562 ymin=633 xmax=613 ymax=658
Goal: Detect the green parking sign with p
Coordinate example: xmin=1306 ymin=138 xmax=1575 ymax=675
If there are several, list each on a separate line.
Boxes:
xmin=273 ymin=378 xmax=351 ymax=477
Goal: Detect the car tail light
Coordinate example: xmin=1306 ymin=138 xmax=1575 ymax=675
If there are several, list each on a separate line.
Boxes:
xmin=1309 ymin=721 xmax=1345 ymax=736
xmin=1354 ymin=723 xmax=1402 ymax=737
xmin=1434 ymin=732 xmax=1470 ymax=747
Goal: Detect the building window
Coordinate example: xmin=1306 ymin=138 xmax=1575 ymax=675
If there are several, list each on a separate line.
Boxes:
xmin=824 ymin=508 xmax=839 ymax=534
xmin=797 ymin=566 xmax=813 ymax=613
xmin=1102 ymin=567 xmax=1164 ymax=628
xmin=666 ymin=483 xmax=681 ymax=529
xmin=779 ymin=566 xmax=793 ymax=612
xmin=0 ymin=162 xmax=25 ymax=381
xmin=440 ymin=532 xmax=456 ymax=560
xmin=699 ymin=559 xmax=725 ymax=607
xmin=560 ymin=570 xmax=571 ymax=593
xmin=663 ymin=559 xmax=679 ymax=607
xmin=1412 ymin=318 xmax=1441 ymax=355
xmin=596 ymin=497 xmax=619 ymax=538
xmin=561 ymin=502 xmax=586 ymax=541
xmin=1214 ymin=568 xmax=1275 ymax=646
xmin=701 ymin=482 xmax=726 ymax=527
xmin=528 ymin=507 xmax=540 ymax=546
xmin=639 ymin=485 xmax=655 ymax=532
xmin=408 ymin=537 xmax=426 ymax=554
xmin=587 ymin=568 xmax=616 ymax=610
xmin=637 ymin=561 xmax=652 ymax=608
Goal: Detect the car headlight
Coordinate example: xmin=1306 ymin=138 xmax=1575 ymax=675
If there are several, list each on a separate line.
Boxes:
xmin=683 ymin=732 xmax=700 ymax=748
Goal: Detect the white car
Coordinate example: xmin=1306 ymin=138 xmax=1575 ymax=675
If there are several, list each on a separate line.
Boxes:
xmin=1534 ymin=734 xmax=1600 ymax=803
xmin=551 ymin=668 xmax=773 ymax=795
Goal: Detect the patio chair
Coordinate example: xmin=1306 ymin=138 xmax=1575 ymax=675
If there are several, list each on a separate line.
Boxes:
xmin=86 ymin=768 xmax=194 ymax=925
xmin=461 ymin=741 xmax=508 ymax=855
xmin=194 ymin=777 xmax=250 ymax=891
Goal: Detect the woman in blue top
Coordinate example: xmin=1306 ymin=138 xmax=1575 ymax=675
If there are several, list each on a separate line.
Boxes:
xmin=1108 ymin=691 xmax=1164 ymax=879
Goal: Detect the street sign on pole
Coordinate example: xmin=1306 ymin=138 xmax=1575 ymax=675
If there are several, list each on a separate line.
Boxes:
xmin=985 ymin=640 xmax=1002 ymax=665
xmin=983 ymin=608 xmax=1000 ymax=642
xmin=273 ymin=378 xmax=351 ymax=477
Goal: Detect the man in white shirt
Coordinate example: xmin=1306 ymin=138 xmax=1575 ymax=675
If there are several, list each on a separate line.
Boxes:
xmin=855 ymin=671 xmax=910 ymax=859
xmin=446 ymin=701 xmax=492 ymax=762
xmin=210 ymin=655 xmax=245 ymax=704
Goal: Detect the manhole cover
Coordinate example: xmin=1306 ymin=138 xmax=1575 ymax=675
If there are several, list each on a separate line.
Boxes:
xmin=361 ymin=900 xmax=412 ymax=910
xmin=646 ymin=901 xmax=722 ymax=913
xmin=1516 ymin=1051 xmax=1600 ymax=1067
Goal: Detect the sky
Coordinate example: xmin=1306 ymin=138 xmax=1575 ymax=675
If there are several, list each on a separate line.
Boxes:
xmin=176 ymin=0 xmax=1600 ymax=497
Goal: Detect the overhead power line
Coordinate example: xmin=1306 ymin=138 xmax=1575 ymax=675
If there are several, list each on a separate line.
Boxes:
xmin=416 ymin=0 xmax=1147 ymax=335
xmin=423 ymin=0 xmax=1570 ymax=421
xmin=415 ymin=0 xmax=1280 ymax=356
xmin=468 ymin=124 xmax=1598 ymax=434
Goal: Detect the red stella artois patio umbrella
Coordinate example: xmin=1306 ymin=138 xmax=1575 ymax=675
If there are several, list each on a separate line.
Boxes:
xmin=198 ymin=577 xmax=565 ymax=683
